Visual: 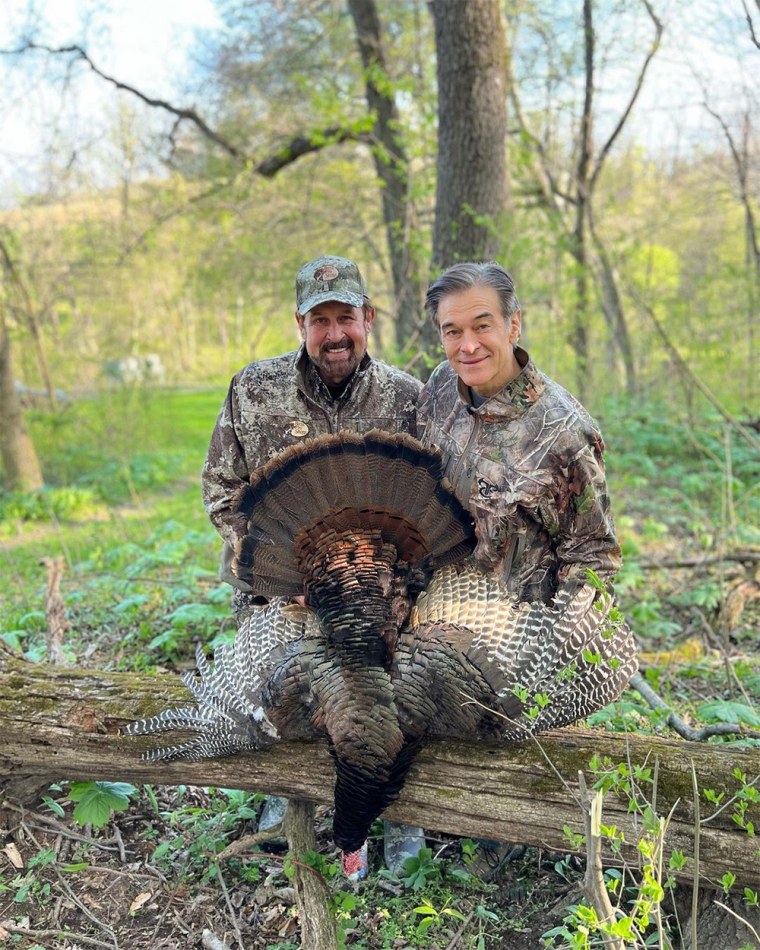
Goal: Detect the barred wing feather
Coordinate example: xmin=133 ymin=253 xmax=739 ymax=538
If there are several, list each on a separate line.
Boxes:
xmin=125 ymin=600 xmax=319 ymax=760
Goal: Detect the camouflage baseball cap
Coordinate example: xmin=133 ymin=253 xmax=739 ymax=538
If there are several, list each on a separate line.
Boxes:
xmin=295 ymin=255 xmax=368 ymax=315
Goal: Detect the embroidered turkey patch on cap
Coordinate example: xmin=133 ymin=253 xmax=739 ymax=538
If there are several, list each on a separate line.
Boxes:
xmin=314 ymin=264 xmax=339 ymax=282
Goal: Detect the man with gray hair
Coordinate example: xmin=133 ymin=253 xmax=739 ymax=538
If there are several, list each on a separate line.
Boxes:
xmin=202 ymin=254 xmax=424 ymax=878
xmin=419 ymin=260 xmax=620 ymax=603
xmin=418 ymin=261 xmax=622 ymax=875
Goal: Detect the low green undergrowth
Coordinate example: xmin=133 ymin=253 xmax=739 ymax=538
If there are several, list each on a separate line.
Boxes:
xmin=1 ymin=387 xmax=758 ymax=948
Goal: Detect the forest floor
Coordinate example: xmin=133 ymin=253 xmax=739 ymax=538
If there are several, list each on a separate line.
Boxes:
xmin=2 ymin=790 xmax=593 ymax=949
xmin=1 ymin=389 xmax=758 ymax=948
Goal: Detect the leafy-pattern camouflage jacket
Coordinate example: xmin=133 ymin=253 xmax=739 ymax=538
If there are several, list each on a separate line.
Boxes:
xmin=202 ymin=345 xmax=421 ymax=591
xmin=417 ymin=347 xmax=621 ymax=604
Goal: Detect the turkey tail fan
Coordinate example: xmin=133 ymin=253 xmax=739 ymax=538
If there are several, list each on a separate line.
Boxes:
xmin=124 ymin=601 xmax=316 ymax=759
xmin=232 ymin=431 xmax=475 ymax=598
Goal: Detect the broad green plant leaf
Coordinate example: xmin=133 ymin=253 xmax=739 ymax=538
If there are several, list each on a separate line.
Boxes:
xmin=69 ymin=781 xmax=137 ymax=828
xmin=698 ymin=701 xmax=760 ymax=727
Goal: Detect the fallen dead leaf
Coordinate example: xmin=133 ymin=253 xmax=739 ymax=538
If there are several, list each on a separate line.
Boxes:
xmin=3 ymin=843 xmax=23 ymax=869
xmin=81 ymin=894 xmax=105 ymax=910
xmin=130 ymin=891 xmax=154 ymax=913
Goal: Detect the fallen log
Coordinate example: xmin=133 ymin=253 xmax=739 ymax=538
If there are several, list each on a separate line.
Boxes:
xmin=1 ymin=647 xmax=758 ymax=887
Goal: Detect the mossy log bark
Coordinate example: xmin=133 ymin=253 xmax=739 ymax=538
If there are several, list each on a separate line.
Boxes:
xmin=1 ymin=648 xmax=758 ymax=887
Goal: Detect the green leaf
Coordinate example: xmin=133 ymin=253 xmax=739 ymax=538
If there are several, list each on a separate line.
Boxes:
xmin=698 ymin=701 xmax=760 ymax=727
xmin=14 ymin=878 xmax=33 ymax=902
xmin=442 ymin=908 xmax=467 ymax=921
xmin=412 ymin=905 xmax=437 ymax=916
xmin=69 ymin=781 xmax=137 ymax=802
xmin=720 ymin=871 xmax=736 ymax=894
xmin=69 ymin=781 xmax=136 ymax=827
xmin=41 ymin=794 xmax=65 ymax=818
xmin=28 ymin=848 xmax=57 ymax=869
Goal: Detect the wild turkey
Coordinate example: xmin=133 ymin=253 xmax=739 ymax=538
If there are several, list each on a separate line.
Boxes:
xmin=126 ymin=430 xmax=637 ymax=877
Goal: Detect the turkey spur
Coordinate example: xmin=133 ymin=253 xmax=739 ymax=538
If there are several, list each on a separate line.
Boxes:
xmin=126 ymin=430 xmax=637 ymax=872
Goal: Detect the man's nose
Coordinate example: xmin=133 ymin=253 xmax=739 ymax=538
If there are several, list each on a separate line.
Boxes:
xmin=325 ymin=322 xmax=344 ymax=341
xmin=460 ymin=333 xmax=479 ymax=353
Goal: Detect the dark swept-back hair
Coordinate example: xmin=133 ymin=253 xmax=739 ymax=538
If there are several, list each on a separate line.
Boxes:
xmin=425 ymin=262 xmax=521 ymax=326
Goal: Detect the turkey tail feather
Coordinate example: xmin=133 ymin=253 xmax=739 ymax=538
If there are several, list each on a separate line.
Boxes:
xmin=233 ymin=431 xmax=475 ymax=598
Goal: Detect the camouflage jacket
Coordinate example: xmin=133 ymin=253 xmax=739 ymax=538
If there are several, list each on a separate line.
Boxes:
xmin=202 ymin=344 xmax=421 ymax=590
xmin=417 ymin=347 xmax=621 ymax=604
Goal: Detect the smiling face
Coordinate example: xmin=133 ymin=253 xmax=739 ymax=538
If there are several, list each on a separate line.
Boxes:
xmin=437 ymin=285 xmax=522 ymax=398
xmin=296 ymin=300 xmax=375 ymax=387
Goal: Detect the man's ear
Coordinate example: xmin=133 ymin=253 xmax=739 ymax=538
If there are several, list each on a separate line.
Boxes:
xmin=509 ymin=310 xmax=522 ymax=345
xmin=364 ymin=306 xmax=376 ymax=331
xmin=295 ymin=310 xmax=306 ymax=340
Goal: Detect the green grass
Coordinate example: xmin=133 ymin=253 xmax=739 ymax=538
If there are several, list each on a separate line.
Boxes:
xmin=1 ymin=386 xmax=228 ymax=666
xmin=2 ymin=386 xmax=757 ymax=678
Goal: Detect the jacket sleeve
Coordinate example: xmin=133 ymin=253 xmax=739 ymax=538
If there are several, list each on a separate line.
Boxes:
xmin=549 ymin=431 xmax=622 ymax=590
xmin=201 ymin=377 xmax=251 ymax=549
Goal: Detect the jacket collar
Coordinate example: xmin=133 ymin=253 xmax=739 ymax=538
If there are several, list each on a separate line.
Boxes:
xmin=456 ymin=346 xmax=546 ymax=415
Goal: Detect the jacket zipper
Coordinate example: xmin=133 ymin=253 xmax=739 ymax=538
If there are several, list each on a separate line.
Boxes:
xmin=298 ymin=388 xmax=338 ymax=432
xmin=448 ymin=411 xmax=481 ymax=491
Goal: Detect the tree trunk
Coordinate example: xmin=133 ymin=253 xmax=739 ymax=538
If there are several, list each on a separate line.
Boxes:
xmin=674 ymin=887 xmax=760 ymax=950
xmin=284 ymin=800 xmax=339 ymax=950
xmin=430 ymin=0 xmax=508 ymax=269
xmin=0 ymin=305 xmax=44 ymax=491
xmin=589 ymin=217 xmax=637 ymax=395
xmin=571 ymin=0 xmax=596 ymax=402
xmin=347 ymin=0 xmax=432 ymax=356
xmin=2 ymin=648 xmax=758 ymax=887
xmin=571 ymin=212 xmax=591 ymax=403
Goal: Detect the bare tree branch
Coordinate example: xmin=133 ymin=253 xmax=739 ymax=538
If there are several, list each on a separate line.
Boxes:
xmin=702 ymin=102 xmax=760 ymax=280
xmin=506 ymin=53 xmax=573 ymax=215
xmin=1 ymin=41 xmax=377 ymax=187
xmin=624 ymin=277 xmax=760 ymax=454
xmin=638 ymin=551 xmax=760 ymax=569
xmin=589 ymin=0 xmax=663 ymax=193
xmin=631 ymin=672 xmax=760 ymax=742
xmin=2 ymin=41 xmax=245 ymax=160
xmin=741 ymin=0 xmax=760 ymax=49
xmin=0 ymin=233 xmax=57 ymax=409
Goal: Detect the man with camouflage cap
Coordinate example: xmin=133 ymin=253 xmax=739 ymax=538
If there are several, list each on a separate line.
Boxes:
xmin=201 ymin=254 xmax=424 ymax=877
xmin=203 ymin=255 xmax=422 ymax=593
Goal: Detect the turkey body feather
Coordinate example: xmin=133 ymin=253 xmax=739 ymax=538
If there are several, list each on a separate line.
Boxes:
xmin=126 ymin=431 xmax=637 ymax=860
